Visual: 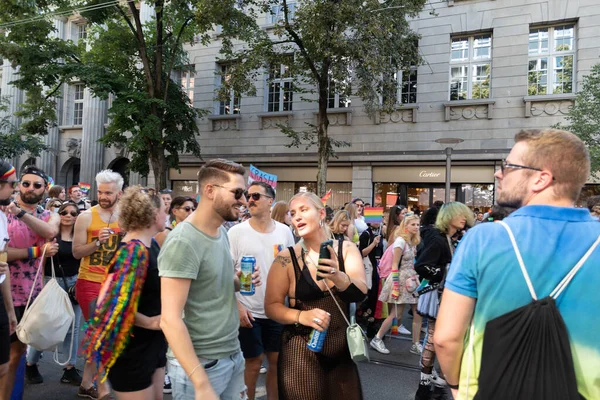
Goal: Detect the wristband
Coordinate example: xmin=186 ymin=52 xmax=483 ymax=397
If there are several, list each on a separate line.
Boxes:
xmin=295 ymin=310 xmax=302 ymax=326
xmin=447 ymin=383 xmax=459 ymax=390
xmin=28 ymin=247 xmax=41 ymax=259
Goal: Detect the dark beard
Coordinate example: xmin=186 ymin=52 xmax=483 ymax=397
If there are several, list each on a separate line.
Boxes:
xmin=0 ymin=198 xmax=11 ymax=206
xmin=20 ymin=192 xmax=43 ymax=205
xmin=99 ymin=199 xmax=117 ymax=209
xmin=214 ymin=201 xmax=239 ymax=222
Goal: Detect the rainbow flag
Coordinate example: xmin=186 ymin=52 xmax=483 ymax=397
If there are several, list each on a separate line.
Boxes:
xmin=364 ymin=207 xmax=384 ymax=224
xmin=321 ymin=189 xmax=332 ymax=206
xmin=79 ymin=182 xmax=91 ymax=195
xmin=47 ymin=176 xmax=54 ymax=189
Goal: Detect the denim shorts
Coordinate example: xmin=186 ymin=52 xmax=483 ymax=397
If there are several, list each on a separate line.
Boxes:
xmin=168 ymin=351 xmax=245 ymax=400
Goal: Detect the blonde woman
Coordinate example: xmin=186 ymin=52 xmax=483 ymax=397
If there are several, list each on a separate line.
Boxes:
xmin=329 ymin=210 xmax=351 ymax=241
xmin=370 ymin=214 xmax=422 ymax=355
xmin=265 ymin=192 xmax=367 ymax=400
xmin=344 ymin=203 xmax=359 ymax=244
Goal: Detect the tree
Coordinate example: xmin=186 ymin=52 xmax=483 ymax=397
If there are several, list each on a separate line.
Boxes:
xmin=219 ymin=0 xmax=426 ymax=195
xmin=0 ymin=0 xmax=256 ymax=188
xmin=555 ymin=63 xmax=600 ymax=177
xmin=0 ymin=98 xmax=47 ymax=159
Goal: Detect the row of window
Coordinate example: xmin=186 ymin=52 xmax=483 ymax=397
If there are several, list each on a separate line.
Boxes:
xmin=208 ymin=23 xmax=576 ymax=115
xmin=62 ymin=22 xmax=576 ymax=125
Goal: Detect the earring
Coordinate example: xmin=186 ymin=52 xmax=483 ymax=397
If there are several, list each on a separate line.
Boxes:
xmin=320 ymin=219 xmax=324 ymax=227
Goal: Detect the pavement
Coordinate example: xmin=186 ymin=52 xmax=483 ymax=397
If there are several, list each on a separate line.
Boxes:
xmin=23 ymin=310 xmax=449 ymax=399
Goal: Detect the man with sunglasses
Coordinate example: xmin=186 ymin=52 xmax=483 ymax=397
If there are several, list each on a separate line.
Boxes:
xmin=159 ymin=159 xmax=261 ymax=400
xmin=435 ymin=129 xmax=600 ymax=400
xmin=227 ymin=182 xmax=294 ymax=400
xmin=1 ymin=166 xmax=60 ymax=392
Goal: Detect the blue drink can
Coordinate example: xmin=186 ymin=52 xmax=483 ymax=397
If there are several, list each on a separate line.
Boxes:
xmin=240 ymin=255 xmax=256 ymax=296
xmin=306 ymin=328 xmax=328 ymax=352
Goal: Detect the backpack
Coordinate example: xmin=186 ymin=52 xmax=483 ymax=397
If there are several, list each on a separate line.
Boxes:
xmin=469 ymin=221 xmax=600 ymax=400
xmin=377 ymin=238 xmax=406 ymax=279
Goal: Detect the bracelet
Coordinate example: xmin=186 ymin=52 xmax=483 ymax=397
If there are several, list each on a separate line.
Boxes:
xmin=294 ymin=310 xmax=302 ymax=326
xmin=28 ymin=247 xmax=41 ymax=259
xmin=188 ymin=363 xmax=202 ymax=378
xmin=447 ymin=383 xmax=459 ymax=390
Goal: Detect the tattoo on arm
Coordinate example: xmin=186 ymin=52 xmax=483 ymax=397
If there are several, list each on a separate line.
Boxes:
xmin=275 ymin=254 xmax=291 ymax=268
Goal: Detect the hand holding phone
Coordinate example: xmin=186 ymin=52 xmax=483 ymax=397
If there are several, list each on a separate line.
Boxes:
xmin=316 ymin=240 xmax=333 ymax=281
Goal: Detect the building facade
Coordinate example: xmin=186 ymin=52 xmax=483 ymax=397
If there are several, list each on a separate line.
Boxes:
xmin=3 ymin=0 xmax=599 ymax=208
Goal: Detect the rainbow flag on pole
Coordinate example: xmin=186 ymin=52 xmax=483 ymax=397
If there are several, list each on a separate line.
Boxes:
xmin=363 ymin=207 xmax=384 ymax=224
xmin=79 ymin=182 xmax=91 ymax=195
xmin=321 ymin=189 xmax=332 ymax=206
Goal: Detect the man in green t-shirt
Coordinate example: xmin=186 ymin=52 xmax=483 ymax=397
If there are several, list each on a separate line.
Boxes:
xmin=159 ymin=158 xmax=260 ymax=400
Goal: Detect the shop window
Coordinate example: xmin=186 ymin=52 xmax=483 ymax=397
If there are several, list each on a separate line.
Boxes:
xmin=277 ymin=182 xmax=351 ymax=210
xmin=461 ymin=184 xmax=494 ymax=210
xmin=172 ymin=181 xmax=198 ymax=198
xmin=374 ymin=183 xmax=401 ymax=210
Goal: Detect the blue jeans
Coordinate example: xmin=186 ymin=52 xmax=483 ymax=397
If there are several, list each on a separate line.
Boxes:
xmin=169 ymin=351 xmax=245 ymax=400
xmin=26 ymin=275 xmax=82 ymax=367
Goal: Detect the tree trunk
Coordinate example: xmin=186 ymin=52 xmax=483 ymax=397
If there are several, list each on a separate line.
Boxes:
xmin=149 ymin=145 xmax=168 ymax=190
xmin=316 ymin=81 xmax=330 ymax=197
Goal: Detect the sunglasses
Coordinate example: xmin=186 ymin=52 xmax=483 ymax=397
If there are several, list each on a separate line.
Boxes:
xmin=21 ymin=181 xmax=45 ymax=190
xmin=180 ymin=206 xmax=196 ymax=212
xmin=246 ymin=192 xmax=272 ymax=201
xmin=0 ymin=180 xmax=19 ymax=189
xmin=212 ymin=184 xmax=246 ymax=200
xmin=160 ymin=189 xmax=173 ymax=194
xmin=59 ymin=210 xmax=78 ymax=217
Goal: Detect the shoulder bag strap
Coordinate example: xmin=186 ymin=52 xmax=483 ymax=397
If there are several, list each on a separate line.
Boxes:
xmin=550 ymin=233 xmax=600 ymax=300
xmin=497 ymin=221 xmax=538 ymax=300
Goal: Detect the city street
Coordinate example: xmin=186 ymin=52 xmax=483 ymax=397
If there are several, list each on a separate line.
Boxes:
xmin=23 ymin=334 xmax=429 ymax=400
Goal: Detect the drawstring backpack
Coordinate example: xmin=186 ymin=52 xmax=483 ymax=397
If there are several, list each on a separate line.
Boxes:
xmin=469 ymin=221 xmax=600 ymax=400
xmin=16 ymin=247 xmax=75 ymax=366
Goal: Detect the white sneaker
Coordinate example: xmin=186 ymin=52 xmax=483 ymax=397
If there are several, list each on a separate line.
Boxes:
xmin=259 ymin=366 xmax=267 ymax=374
xmin=420 ymin=372 xmax=432 ymax=386
xmin=431 ymin=369 xmax=447 ymax=387
xmin=163 ymin=374 xmax=172 ymax=394
xmin=398 ymin=324 xmax=411 ymax=335
xmin=410 ymin=343 xmax=423 ymax=355
xmin=369 ymin=337 xmax=390 ymax=354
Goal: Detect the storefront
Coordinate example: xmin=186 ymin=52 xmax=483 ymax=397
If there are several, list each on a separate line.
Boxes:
xmin=372 ymin=164 xmax=496 ymax=212
xmin=168 ymin=165 xmax=353 ymax=210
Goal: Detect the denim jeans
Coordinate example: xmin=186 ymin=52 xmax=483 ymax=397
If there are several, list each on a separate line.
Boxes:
xmin=26 ymin=275 xmax=82 ymax=366
xmin=168 ymin=351 xmax=246 ymax=400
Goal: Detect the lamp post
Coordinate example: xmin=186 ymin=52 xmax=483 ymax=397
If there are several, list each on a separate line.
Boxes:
xmin=435 ymin=138 xmax=464 ymax=203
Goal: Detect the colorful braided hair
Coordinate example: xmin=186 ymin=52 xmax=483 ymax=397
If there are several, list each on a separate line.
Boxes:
xmin=82 ymin=240 xmax=149 ymax=382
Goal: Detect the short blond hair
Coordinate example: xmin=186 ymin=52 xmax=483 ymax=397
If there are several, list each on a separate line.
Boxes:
xmin=435 ymin=202 xmax=474 ymax=234
xmin=329 ymin=210 xmax=351 ymax=235
xmin=515 ymin=129 xmax=590 ymax=201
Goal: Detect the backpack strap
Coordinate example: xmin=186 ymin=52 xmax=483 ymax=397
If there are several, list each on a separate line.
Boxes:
xmin=550 ymin=233 xmax=600 ymax=300
xmin=498 ymin=221 xmax=538 ymax=300
xmin=499 ymin=220 xmax=600 ymax=301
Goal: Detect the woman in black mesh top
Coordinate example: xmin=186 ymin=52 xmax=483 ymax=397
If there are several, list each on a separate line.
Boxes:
xmin=265 ymin=192 xmax=368 ymax=400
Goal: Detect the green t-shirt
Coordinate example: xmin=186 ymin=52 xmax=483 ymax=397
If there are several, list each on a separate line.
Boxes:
xmin=158 ymin=222 xmax=240 ymax=360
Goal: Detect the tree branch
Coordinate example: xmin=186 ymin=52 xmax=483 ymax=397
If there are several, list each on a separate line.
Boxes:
xmin=282 ymin=0 xmax=321 ymax=83
xmin=163 ymin=15 xmax=193 ymax=103
xmin=126 ymin=0 xmax=155 ymax=97
xmin=115 ymin=3 xmax=138 ymax=39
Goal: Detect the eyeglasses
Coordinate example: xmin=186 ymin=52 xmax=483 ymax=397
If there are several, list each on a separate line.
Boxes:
xmin=159 ymin=189 xmax=173 ymax=194
xmin=246 ymin=192 xmax=273 ymax=201
xmin=0 ymin=180 xmax=19 ymax=189
xmin=212 ymin=184 xmax=246 ymax=200
xmin=500 ymin=160 xmax=555 ymax=180
xmin=180 ymin=206 xmax=196 ymax=212
xmin=21 ymin=181 xmax=45 ymax=190
xmin=404 ymin=212 xmax=415 ymax=217
xmin=59 ymin=210 xmax=78 ymax=217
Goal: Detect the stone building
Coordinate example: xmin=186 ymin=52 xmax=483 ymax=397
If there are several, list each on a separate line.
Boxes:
xmin=3 ymin=0 xmax=600 ymax=209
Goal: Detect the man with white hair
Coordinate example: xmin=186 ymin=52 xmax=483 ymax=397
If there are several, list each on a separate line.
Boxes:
xmin=73 ymin=169 xmax=123 ymax=400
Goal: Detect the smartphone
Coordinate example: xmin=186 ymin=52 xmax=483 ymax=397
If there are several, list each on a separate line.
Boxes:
xmin=316 ymin=240 xmax=333 ymax=281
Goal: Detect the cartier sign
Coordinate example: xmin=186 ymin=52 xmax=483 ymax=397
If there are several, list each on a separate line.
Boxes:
xmin=419 ymin=170 xmax=442 ymax=178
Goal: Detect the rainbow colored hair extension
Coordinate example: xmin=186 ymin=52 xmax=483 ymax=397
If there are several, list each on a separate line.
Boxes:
xmin=82 ymin=240 xmax=149 ymax=382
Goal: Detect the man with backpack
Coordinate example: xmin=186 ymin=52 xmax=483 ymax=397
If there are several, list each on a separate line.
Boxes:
xmin=434 ymin=129 xmax=600 ymax=400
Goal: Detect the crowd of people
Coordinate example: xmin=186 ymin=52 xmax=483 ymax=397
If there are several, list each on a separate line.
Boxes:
xmin=0 ymin=127 xmax=597 ymax=400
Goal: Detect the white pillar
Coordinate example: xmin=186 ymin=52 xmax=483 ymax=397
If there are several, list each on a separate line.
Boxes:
xmin=79 ymin=88 xmax=107 ymax=198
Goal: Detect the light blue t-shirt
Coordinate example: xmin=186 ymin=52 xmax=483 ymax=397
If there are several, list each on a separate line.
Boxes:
xmin=446 ymin=205 xmax=600 ymax=400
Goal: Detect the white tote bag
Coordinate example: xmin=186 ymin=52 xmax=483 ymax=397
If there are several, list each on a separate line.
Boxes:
xmin=16 ymin=247 xmax=75 ymax=365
